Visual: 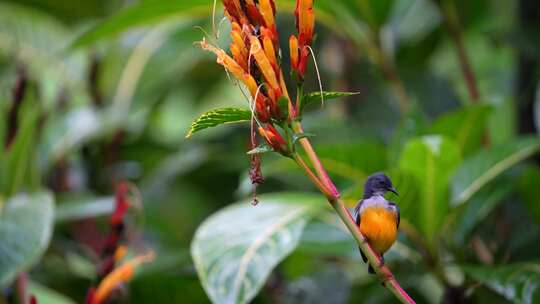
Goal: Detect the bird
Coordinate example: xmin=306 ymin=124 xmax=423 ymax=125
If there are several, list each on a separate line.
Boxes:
xmin=354 ymin=172 xmax=400 ymax=274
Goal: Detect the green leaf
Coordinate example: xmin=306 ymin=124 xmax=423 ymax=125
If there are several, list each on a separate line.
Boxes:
xmin=463 ymin=263 xmax=540 ymax=304
xmin=389 ymin=0 xmax=441 ymax=45
xmin=1 ymin=106 xmax=40 ymax=197
xmin=387 ymin=169 xmax=422 ymax=228
xmin=186 ymin=107 xmax=252 ymax=138
xmin=191 ymin=192 xmax=325 ymax=304
xmin=72 ymin=0 xmax=211 ymax=48
xmin=450 ymin=181 xmax=513 ymax=246
xmin=399 ymin=136 xmax=461 ymax=240
xmin=0 ymin=3 xmax=87 ymax=104
xmin=292 ymin=133 xmax=315 ymax=145
xmin=316 ymin=141 xmax=388 ymax=181
xmin=300 ymin=91 xmax=359 ymax=112
xmin=55 ymin=197 xmax=114 ymax=223
xmin=28 ymin=281 xmax=76 ymax=304
xmin=42 ymin=107 xmax=103 ymax=165
xmin=388 ymin=107 xmax=429 ymax=164
xmin=298 ymin=214 xmax=355 ymax=256
xmin=246 ymin=144 xmax=273 ymax=155
xmin=451 ymin=137 xmax=540 ymax=206
xmin=0 ymin=192 xmax=55 ymax=287
xmin=429 ymin=105 xmax=491 ymax=155
xmin=518 ymin=166 xmax=540 ymax=225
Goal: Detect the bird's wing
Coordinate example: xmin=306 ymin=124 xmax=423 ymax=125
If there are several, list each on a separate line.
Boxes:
xmin=388 ymin=201 xmax=400 ymax=229
xmin=354 ymin=199 xmax=368 ymax=264
xmin=354 ymin=199 xmax=364 ymax=226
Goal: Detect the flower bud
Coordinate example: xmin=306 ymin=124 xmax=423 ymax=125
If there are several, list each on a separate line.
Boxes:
xmin=289 ymin=35 xmax=299 ymax=71
xmin=258 ymin=125 xmax=287 ymax=153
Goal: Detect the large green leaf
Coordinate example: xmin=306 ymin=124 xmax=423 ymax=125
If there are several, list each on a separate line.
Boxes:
xmin=72 ymin=0 xmax=211 ymax=48
xmin=191 ymin=192 xmax=325 ymax=304
xmin=451 ymin=137 xmax=540 ymax=206
xmin=429 ymin=105 xmax=491 ymax=155
xmin=0 ymin=192 xmax=55 ymax=287
xmin=186 ymin=107 xmax=251 ymax=138
xmin=399 ymin=136 xmax=461 ymax=240
xmin=463 ymin=263 xmax=540 ymax=304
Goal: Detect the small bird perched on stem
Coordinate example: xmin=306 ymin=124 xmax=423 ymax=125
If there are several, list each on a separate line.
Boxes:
xmin=355 ymin=172 xmax=400 ymax=273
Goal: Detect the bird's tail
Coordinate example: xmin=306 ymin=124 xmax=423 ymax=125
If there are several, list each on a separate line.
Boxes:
xmin=359 ymin=248 xmax=375 ymax=274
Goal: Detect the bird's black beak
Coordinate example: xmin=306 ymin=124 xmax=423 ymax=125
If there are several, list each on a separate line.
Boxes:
xmin=388 ymin=187 xmax=398 ymax=196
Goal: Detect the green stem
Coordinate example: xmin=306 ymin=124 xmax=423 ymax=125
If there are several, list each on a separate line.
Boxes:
xmin=295 ymin=84 xmax=304 ymax=115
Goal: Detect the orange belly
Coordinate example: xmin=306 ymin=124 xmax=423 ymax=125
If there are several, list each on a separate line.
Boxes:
xmin=359 ymin=207 xmax=398 ymax=255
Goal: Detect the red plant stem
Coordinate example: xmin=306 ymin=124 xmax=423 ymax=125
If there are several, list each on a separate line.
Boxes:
xmin=16 ymin=273 xmax=28 ymax=304
xmin=291 ymin=122 xmax=339 ymax=197
xmin=439 ymin=0 xmax=479 ymax=102
xmin=293 ymin=153 xmax=335 ymax=199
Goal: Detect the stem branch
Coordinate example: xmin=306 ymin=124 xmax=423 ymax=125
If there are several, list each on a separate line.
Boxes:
xmin=16 ymin=273 xmax=28 ymax=304
xmin=438 ymin=0 xmax=479 ymax=102
xmin=292 ymin=122 xmax=340 ymax=198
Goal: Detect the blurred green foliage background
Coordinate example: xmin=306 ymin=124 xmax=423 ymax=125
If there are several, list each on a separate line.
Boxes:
xmin=0 ymin=0 xmax=539 ymax=303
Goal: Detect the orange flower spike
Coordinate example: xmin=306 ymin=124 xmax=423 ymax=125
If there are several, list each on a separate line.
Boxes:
xmin=249 ymin=36 xmax=281 ymax=93
xmin=289 ymin=35 xmax=299 ymax=70
xmin=258 ymin=125 xmax=287 ymax=153
xmin=255 ymin=97 xmax=271 ymax=122
xmin=93 ymin=251 xmax=155 ymax=304
xmin=201 ymin=40 xmax=241 ymax=75
xmin=230 ymin=24 xmax=249 ymax=67
xmin=243 ymin=74 xmax=260 ymax=97
xmin=222 ymin=0 xmax=238 ymax=23
xmin=231 ymin=23 xmax=247 ymax=52
xmin=113 ymin=245 xmax=128 ymax=263
xmin=201 ymin=39 xmax=262 ymax=100
xmin=296 ymin=0 xmax=315 ymax=46
xmin=244 ymin=0 xmax=265 ymax=26
xmin=223 ymin=0 xmax=249 ymax=25
xmin=261 ymin=28 xmax=278 ymax=72
xmin=230 ymin=44 xmax=247 ymax=71
xmin=259 ymin=0 xmax=277 ymax=41
xmin=298 ymin=46 xmax=310 ymax=76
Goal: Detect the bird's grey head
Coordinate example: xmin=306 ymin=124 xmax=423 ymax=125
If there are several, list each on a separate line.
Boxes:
xmin=363 ymin=172 xmax=398 ymax=198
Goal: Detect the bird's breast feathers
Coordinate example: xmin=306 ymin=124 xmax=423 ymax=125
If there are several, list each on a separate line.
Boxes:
xmin=358 ymin=197 xmax=399 ymax=255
